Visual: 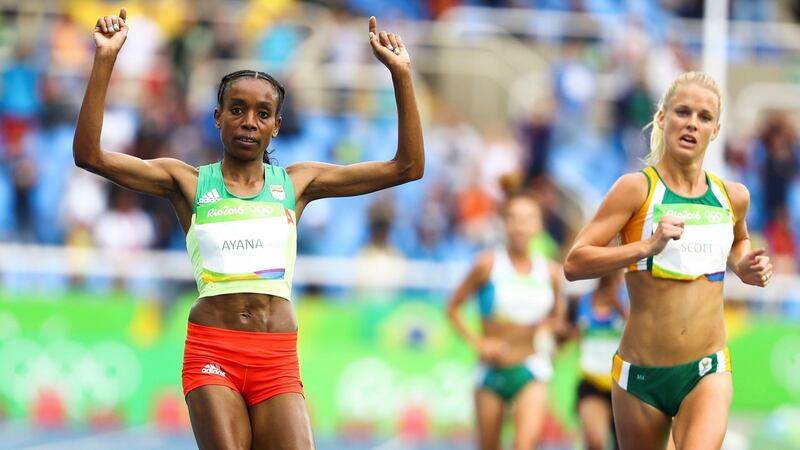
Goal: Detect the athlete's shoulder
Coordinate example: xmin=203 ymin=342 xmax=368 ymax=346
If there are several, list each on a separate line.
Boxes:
xmin=472 ymin=249 xmax=496 ymax=280
xmin=153 ymin=157 xmax=199 ymax=181
xmin=615 ymin=171 xmax=651 ymax=192
xmin=475 ymin=249 xmax=496 ymax=269
xmin=285 ymin=160 xmax=327 ymax=176
xmin=157 ymin=157 xmax=199 ymax=170
xmin=722 ymin=180 xmax=750 ymax=215
xmin=604 ymin=171 xmax=650 ymax=206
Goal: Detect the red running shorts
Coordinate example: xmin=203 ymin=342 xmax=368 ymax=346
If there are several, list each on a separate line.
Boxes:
xmin=182 ymin=322 xmax=304 ymax=406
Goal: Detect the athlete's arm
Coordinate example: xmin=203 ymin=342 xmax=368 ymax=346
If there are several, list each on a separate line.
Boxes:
xmin=547 ymin=261 xmax=570 ymax=341
xmin=564 ymin=173 xmax=682 ymax=280
xmin=288 ymin=16 xmax=423 ymax=212
xmin=725 ymin=182 xmax=772 ymax=287
xmin=446 ymin=251 xmax=493 ymax=350
xmin=561 ymin=296 xmax=582 ymax=342
xmin=73 ymin=9 xmax=196 ymax=198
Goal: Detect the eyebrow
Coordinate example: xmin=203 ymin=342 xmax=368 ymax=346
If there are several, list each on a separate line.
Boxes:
xmin=227 ymin=98 xmax=274 ymax=108
xmin=674 ymin=103 xmax=715 ymax=115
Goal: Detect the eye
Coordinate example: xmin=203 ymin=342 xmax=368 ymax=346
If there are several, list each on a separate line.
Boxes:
xmin=231 ymin=107 xmax=243 ymax=115
xmin=701 ymin=114 xmax=713 ymax=122
xmin=258 ymin=111 xmax=269 ymax=119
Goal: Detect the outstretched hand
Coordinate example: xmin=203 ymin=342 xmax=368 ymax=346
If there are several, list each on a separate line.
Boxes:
xmin=735 ymin=248 xmax=773 ymax=287
xmin=93 ymin=8 xmax=128 ymax=53
xmin=368 ymin=16 xmax=411 ymax=72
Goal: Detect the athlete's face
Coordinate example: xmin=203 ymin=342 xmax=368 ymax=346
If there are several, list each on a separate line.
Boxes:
xmin=214 ymin=78 xmax=282 ymax=161
xmin=504 ymin=197 xmax=542 ymax=251
xmin=657 ymin=83 xmax=720 ymax=163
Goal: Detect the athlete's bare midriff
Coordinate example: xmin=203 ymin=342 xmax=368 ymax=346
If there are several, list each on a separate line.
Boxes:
xmin=481 ymin=320 xmax=537 ymax=366
xmin=188 ymin=293 xmax=298 ymax=333
xmin=618 ymin=271 xmax=726 ymax=366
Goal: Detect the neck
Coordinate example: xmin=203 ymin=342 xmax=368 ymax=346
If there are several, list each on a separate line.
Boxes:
xmin=221 ymin=155 xmax=264 ymax=184
xmin=507 ymin=244 xmax=529 ymax=259
xmin=656 ymin=154 xmax=706 ymax=196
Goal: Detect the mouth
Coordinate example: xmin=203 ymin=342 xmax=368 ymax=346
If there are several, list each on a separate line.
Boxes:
xmin=234 ymin=136 xmax=260 ymax=147
xmin=679 ymin=134 xmax=697 ymax=147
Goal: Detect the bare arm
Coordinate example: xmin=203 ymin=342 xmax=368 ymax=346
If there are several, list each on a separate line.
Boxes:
xmin=289 ymin=17 xmax=423 ymax=213
xmin=564 ymin=173 xmax=662 ymax=280
xmin=547 ymin=261 xmax=570 ymax=341
xmin=725 ymin=182 xmax=772 ymax=286
xmin=446 ymin=252 xmax=493 ymax=350
xmin=73 ymin=9 xmax=196 ymax=199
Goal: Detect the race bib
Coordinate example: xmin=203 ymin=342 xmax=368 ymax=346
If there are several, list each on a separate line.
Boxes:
xmin=651 ymin=203 xmax=733 ymax=280
xmin=194 ymin=199 xmax=293 ymax=281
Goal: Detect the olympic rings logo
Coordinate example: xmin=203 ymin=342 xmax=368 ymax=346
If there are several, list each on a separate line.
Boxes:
xmin=248 ymin=205 xmax=274 ymax=216
xmin=704 ymin=210 xmax=725 ymax=223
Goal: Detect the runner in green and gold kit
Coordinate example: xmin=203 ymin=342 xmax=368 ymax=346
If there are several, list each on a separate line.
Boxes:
xmin=448 ymin=193 xmax=564 ymax=450
xmin=564 ymin=72 xmax=772 ymax=450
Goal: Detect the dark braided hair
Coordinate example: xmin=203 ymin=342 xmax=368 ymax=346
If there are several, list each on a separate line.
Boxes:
xmin=216 ymin=70 xmax=285 ymax=164
xmin=216 ymin=70 xmax=285 ymax=115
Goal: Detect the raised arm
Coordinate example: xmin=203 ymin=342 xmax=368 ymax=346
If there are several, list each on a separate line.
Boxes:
xmin=725 ymin=182 xmax=772 ymax=287
xmin=564 ymin=173 xmax=681 ymax=280
xmin=73 ymin=8 xmax=196 ymax=200
xmin=288 ymin=16 xmax=423 ymax=213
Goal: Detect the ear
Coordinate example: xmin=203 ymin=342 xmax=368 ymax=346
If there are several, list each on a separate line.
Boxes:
xmin=655 ymin=109 xmax=665 ymax=130
xmin=272 ymin=115 xmax=282 ymax=138
xmin=213 ymin=108 xmax=221 ymax=128
xmin=710 ymin=121 xmax=721 ymax=141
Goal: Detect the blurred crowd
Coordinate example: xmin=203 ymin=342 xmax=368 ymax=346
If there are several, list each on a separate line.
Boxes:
xmin=2 ymin=0 xmax=800 ymax=291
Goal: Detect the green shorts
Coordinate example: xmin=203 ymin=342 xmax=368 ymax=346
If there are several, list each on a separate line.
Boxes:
xmin=475 ymin=354 xmax=552 ymax=402
xmin=611 ymin=348 xmax=731 ymax=417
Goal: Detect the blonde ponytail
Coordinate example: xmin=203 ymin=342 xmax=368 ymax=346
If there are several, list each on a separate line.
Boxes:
xmin=644 ymin=113 xmax=665 ymax=166
xmin=642 ymin=71 xmax=722 ymax=166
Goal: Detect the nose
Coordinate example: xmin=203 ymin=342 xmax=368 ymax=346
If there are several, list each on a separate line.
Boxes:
xmin=241 ymin=111 xmax=257 ymax=131
xmin=687 ymin=113 xmax=698 ymax=131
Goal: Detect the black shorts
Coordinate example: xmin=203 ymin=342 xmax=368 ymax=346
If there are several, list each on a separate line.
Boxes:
xmin=577 ymin=378 xmax=612 ymax=406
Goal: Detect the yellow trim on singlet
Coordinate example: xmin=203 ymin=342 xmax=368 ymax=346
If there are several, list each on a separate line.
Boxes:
xmin=619 ymin=167 xmax=734 ymax=274
xmin=707 ymin=172 xmax=736 ymax=224
xmin=620 ymin=167 xmax=658 ymax=272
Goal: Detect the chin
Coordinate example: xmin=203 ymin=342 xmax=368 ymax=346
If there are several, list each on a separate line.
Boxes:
xmin=226 ymin=149 xmax=264 ymax=162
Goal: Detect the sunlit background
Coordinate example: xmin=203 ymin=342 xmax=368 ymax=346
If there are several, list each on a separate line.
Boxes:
xmin=1 ymin=0 xmax=800 ymax=449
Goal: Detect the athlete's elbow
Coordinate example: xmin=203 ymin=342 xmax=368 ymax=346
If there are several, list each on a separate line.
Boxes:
xmin=406 ymin=165 xmax=424 ymax=181
xmin=73 ymin=153 xmax=94 ymax=171
xmin=562 ymin=254 xmax=584 ymax=281
xmin=398 ymin=162 xmax=424 ymax=182
xmin=72 ymin=146 xmax=100 ymax=172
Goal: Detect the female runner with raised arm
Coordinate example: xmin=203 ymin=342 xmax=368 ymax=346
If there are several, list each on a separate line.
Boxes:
xmin=74 ymin=9 xmax=423 ymax=449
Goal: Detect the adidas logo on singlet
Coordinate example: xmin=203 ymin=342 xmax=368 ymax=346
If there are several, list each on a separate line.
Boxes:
xmin=201 ymin=363 xmax=226 ymax=377
xmin=198 ymin=188 xmax=222 ymax=204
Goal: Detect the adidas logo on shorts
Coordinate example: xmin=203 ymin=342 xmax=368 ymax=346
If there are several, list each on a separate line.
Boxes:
xmin=198 ymin=189 xmax=222 ymax=204
xmin=201 ymin=363 xmax=226 ymax=377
